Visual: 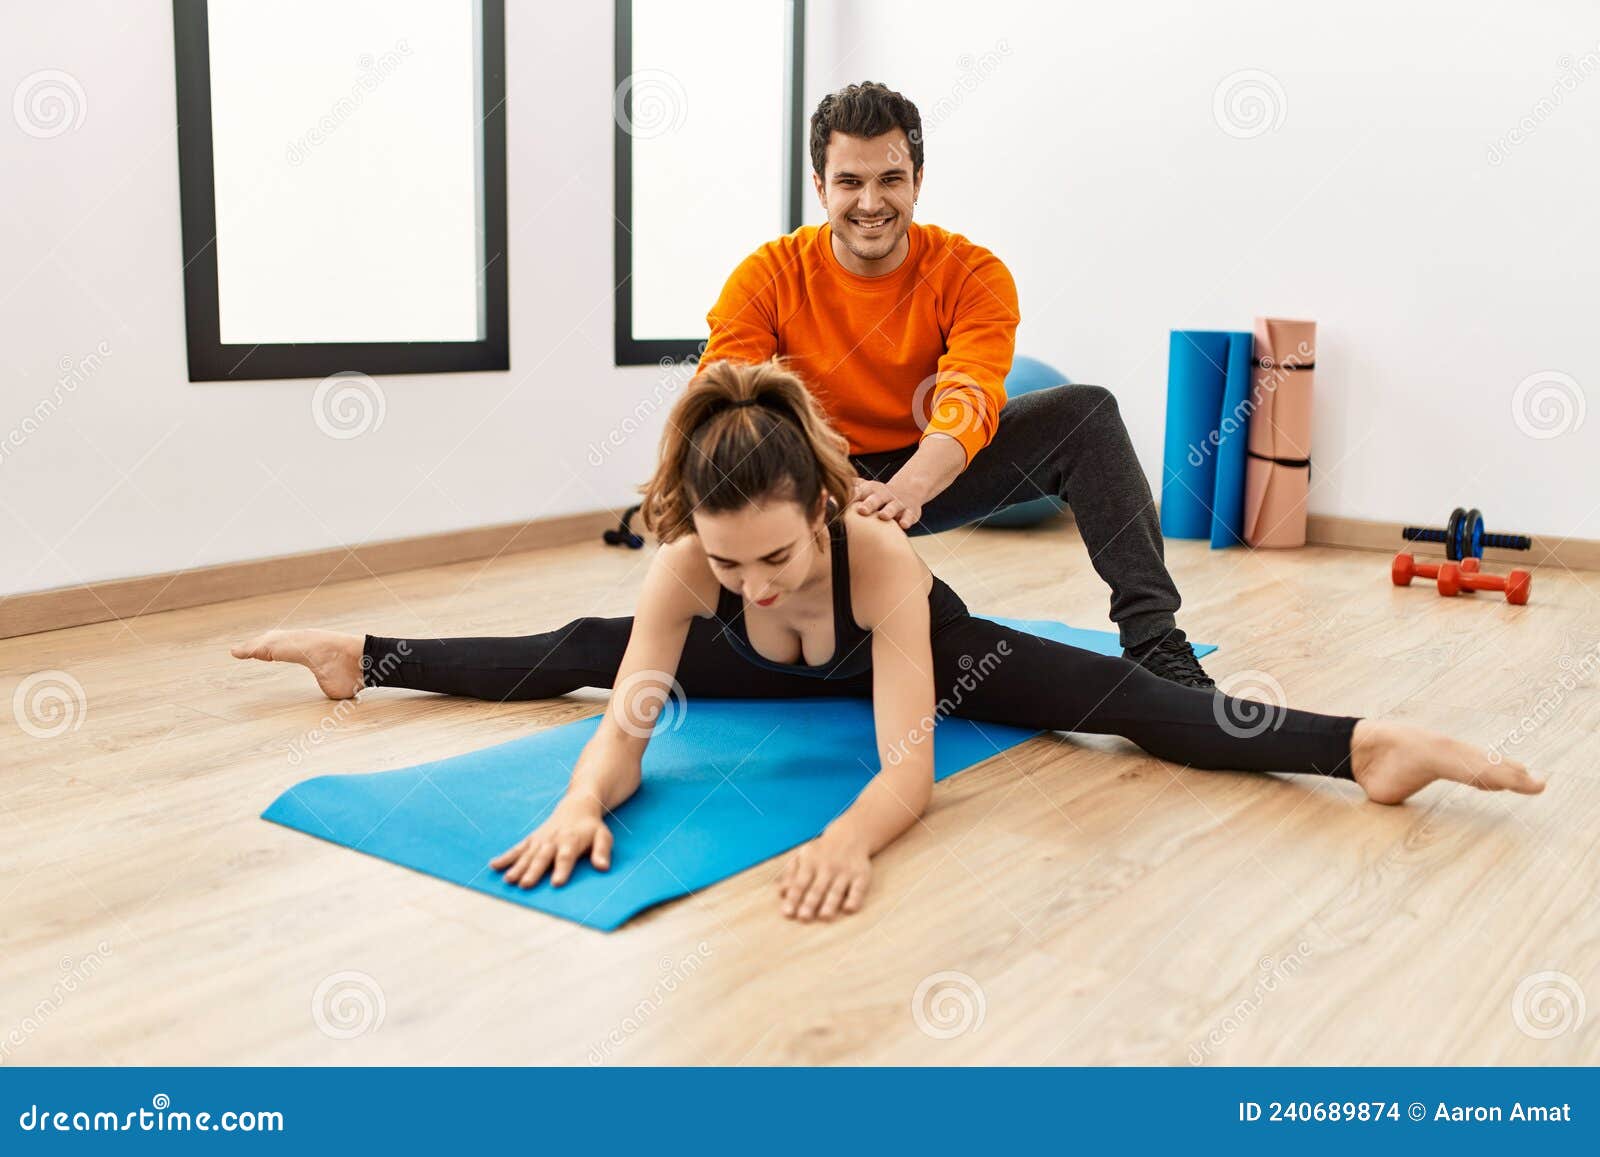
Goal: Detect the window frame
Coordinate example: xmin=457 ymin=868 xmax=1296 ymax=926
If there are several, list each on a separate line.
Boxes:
xmin=172 ymin=0 xmax=510 ymax=382
xmin=612 ymin=0 xmax=806 ymax=366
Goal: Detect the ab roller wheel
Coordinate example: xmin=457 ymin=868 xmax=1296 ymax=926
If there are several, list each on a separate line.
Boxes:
xmin=1401 ymin=507 xmax=1532 ymax=562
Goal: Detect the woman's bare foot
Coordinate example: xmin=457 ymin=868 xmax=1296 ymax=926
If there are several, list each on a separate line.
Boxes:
xmin=230 ymin=629 xmax=365 ymax=700
xmin=1349 ymin=719 xmax=1545 ymax=805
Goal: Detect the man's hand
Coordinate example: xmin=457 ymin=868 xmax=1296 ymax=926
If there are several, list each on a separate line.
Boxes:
xmin=490 ymin=797 xmax=614 ymax=889
xmin=777 ymin=826 xmax=873 ymax=921
xmin=852 ymin=478 xmax=923 ymax=530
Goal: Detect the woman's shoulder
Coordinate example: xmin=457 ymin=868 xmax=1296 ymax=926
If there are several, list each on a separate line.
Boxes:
xmin=646 ymin=533 xmax=722 ymax=618
xmin=838 ymin=503 xmax=905 ymax=551
xmin=839 ymin=506 xmax=932 ymax=626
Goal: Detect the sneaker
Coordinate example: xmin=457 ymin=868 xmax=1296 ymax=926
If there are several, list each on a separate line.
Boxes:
xmin=1123 ymin=630 xmax=1216 ymax=689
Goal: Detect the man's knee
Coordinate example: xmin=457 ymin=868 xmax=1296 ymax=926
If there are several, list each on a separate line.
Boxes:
xmin=1007 ymin=381 xmax=1120 ymax=426
xmin=1059 ymin=382 xmax=1119 ymax=420
xmin=1076 ymin=382 xmax=1116 ymax=404
xmin=1011 ymin=385 xmax=1126 ymax=452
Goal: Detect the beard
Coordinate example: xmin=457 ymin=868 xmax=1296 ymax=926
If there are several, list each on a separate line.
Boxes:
xmin=837 ymin=216 xmax=905 ymax=262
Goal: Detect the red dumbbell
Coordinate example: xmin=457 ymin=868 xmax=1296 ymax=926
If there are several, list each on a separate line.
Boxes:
xmin=1392 ymin=552 xmax=1479 ymax=587
xmin=1437 ymin=561 xmax=1532 ymax=605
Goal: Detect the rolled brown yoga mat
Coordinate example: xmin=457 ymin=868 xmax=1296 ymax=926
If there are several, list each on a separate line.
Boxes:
xmin=1243 ymin=317 xmax=1316 ymax=548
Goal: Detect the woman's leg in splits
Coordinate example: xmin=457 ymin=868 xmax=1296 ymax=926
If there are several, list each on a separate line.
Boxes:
xmin=233 ymin=617 xmax=872 ymax=701
xmin=924 ymin=615 xmax=1544 ymax=804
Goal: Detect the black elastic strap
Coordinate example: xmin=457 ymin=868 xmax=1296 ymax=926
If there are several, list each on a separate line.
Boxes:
xmin=1248 ymin=449 xmax=1312 ymax=482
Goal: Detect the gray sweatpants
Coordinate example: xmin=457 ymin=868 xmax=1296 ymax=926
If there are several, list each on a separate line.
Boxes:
xmin=850 ymin=383 xmax=1182 ymax=649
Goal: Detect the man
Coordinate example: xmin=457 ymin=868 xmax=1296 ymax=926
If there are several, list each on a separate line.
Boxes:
xmin=698 ymin=82 xmax=1212 ymax=687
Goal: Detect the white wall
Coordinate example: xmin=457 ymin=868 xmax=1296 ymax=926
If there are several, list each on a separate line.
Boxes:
xmin=2 ymin=2 xmax=1595 ymax=603
xmin=812 ymin=0 xmax=1599 ymax=540
xmin=0 ymin=0 xmax=690 ymax=599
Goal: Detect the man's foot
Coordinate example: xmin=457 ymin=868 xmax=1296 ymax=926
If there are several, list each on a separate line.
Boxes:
xmin=1349 ymin=719 xmax=1545 ymax=805
xmin=230 ymin=629 xmax=366 ymax=700
xmin=1123 ymin=629 xmax=1215 ymax=689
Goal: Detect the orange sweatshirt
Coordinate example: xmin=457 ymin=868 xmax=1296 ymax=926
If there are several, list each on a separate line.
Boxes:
xmin=700 ymin=222 xmax=1019 ymax=465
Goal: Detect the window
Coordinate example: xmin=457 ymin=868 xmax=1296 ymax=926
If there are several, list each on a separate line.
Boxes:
xmin=173 ymin=0 xmax=509 ymax=380
xmin=613 ymin=0 xmax=806 ymax=365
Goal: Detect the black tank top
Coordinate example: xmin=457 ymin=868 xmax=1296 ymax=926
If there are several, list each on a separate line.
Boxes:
xmin=713 ymin=510 xmax=875 ymax=680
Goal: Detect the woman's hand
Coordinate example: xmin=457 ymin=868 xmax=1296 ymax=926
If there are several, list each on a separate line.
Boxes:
xmin=777 ymin=826 xmax=873 ymax=921
xmin=490 ymin=797 xmax=614 ymax=889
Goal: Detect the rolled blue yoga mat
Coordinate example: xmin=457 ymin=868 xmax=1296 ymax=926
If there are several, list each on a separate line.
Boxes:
xmin=1160 ymin=330 xmax=1255 ymax=548
xmin=261 ymin=617 xmax=1217 ymax=932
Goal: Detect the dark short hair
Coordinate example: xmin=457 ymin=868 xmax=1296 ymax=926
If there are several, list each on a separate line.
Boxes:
xmin=809 ymin=81 xmax=923 ymax=179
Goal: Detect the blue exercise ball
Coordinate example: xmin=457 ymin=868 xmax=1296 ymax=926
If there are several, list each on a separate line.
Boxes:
xmin=976 ymin=355 xmax=1071 ymax=528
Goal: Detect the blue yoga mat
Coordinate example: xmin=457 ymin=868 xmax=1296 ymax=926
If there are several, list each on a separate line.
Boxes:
xmin=262 ymin=618 xmax=1218 ymax=931
xmin=1160 ymin=330 xmax=1255 ymax=548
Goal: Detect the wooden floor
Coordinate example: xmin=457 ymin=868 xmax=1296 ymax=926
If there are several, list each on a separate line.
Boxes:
xmin=4 ymin=517 xmax=1598 ymax=1065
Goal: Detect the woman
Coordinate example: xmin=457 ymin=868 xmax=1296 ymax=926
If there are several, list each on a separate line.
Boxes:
xmin=233 ymin=361 xmax=1543 ymax=922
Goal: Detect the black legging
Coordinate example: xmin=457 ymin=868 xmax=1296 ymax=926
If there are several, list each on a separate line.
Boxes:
xmin=361 ymin=612 xmax=1357 ymax=779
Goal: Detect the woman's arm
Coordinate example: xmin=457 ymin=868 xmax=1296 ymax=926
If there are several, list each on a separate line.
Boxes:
xmin=830 ymin=560 xmax=936 ymax=850
xmin=493 ymin=539 xmax=718 ymax=888
xmin=573 ymin=540 xmax=715 ymax=803
xmin=778 ymin=515 xmax=936 ymax=920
